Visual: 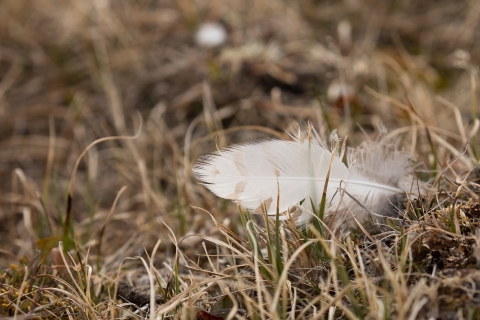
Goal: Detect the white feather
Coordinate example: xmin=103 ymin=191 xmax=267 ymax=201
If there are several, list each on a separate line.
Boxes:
xmin=194 ymin=124 xmax=422 ymax=227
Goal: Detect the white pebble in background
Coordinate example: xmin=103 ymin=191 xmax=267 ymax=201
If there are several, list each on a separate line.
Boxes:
xmin=195 ymin=22 xmax=227 ymax=48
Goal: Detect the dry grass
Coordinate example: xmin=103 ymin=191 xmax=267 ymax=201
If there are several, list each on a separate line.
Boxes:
xmin=1 ymin=0 xmax=480 ymax=319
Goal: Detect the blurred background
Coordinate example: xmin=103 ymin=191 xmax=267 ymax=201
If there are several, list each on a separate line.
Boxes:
xmin=1 ymin=0 xmax=479 ymax=268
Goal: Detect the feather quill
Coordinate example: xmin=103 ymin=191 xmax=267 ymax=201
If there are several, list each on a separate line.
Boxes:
xmin=193 ymin=124 xmax=423 ymax=228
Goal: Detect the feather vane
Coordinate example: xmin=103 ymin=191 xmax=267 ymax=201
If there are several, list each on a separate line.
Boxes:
xmin=194 ymin=124 xmax=421 ymax=226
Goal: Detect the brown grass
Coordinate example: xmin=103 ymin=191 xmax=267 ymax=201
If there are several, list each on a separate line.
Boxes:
xmin=1 ymin=0 xmax=480 ymax=319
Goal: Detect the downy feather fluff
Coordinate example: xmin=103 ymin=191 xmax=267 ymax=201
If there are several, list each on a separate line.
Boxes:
xmin=194 ymin=124 xmax=423 ymax=228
